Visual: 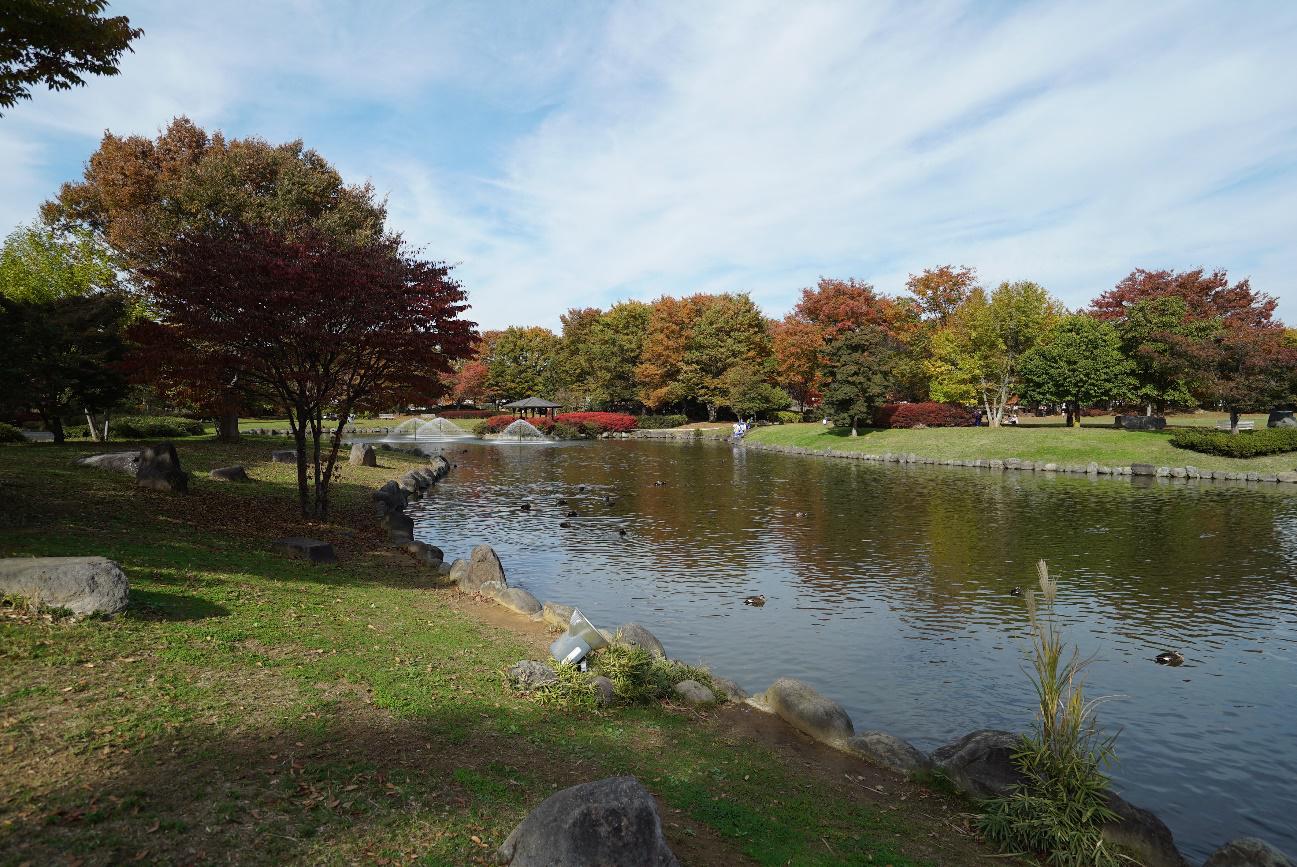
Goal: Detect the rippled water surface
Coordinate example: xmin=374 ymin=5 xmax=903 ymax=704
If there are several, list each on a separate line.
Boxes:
xmin=398 ymin=439 xmax=1297 ymax=860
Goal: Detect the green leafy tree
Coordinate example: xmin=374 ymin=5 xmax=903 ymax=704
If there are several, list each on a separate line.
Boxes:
xmin=722 ymin=364 xmax=790 ymax=419
xmin=1114 ymin=297 xmax=1212 ymax=415
xmin=0 ymin=223 xmax=117 ymax=302
xmin=0 ymin=293 xmax=128 ymax=442
xmin=0 ymin=0 xmax=142 ymax=114
xmin=821 ymin=325 xmax=898 ymax=435
xmin=561 ymin=301 xmax=650 ymax=410
xmin=927 ymin=282 xmax=1064 ymax=426
xmin=484 ymin=326 xmax=562 ymax=403
xmin=679 ymin=293 xmax=771 ymax=421
xmin=1019 ymin=315 xmax=1137 ymax=426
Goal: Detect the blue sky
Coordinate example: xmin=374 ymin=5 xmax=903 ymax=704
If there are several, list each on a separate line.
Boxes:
xmin=2 ymin=0 xmax=1295 ymax=329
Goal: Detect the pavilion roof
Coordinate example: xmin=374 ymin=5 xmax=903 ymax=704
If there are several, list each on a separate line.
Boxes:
xmin=501 ymin=396 xmax=561 ymax=409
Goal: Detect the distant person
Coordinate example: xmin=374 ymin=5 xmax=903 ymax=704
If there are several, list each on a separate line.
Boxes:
xmin=973 ymin=407 xmax=983 ymax=427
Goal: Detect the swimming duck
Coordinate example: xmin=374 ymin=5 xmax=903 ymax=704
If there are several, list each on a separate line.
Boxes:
xmin=743 ymin=595 xmax=766 ymax=607
xmin=558 ymin=498 xmax=568 ymax=506
xmin=1155 ymin=650 xmax=1185 ymax=666
xmin=618 ymin=528 xmax=627 ymax=537
xmin=519 ymin=503 xmax=531 ymax=511
xmin=794 ymin=511 xmax=807 ymax=519
xmin=653 ymin=480 xmax=666 ymax=487
xmin=578 ymin=485 xmax=587 ymax=492
xmin=604 ymin=494 xmax=618 ymax=505
xmin=559 ymin=521 xmax=571 ymax=529
xmin=1010 ymin=586 xmax=1023 ymax=597
xmin=565 ymin=510 xmax=577 ymax=518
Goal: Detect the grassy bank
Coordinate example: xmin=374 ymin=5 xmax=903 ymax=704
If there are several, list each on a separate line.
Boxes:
xmin=746 ymin=423 xmax=1297 ymax=475
xmin=0 ymin=439 xmax=998 ymax=866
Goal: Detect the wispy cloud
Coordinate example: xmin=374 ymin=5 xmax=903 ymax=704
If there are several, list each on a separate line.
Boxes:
xmin=2 ymin=0 xmax=1294 ymax=327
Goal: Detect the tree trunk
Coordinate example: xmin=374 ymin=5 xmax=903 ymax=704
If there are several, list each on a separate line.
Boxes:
xmin=214 ymin=411 xmax=241 ymax=442
xmin=706 ymin=403 xmax=717 ymax=422
xmin=102 ymin=413 xmax=110 ymax=441
xmin=45 ymin=412 xmax=65 ymax=444
xmin=288 ymin=404 xmax=310 ymax=518
xmin=850 ymin=417 xmax=858 ymax=436
xmin=1146 ymin=401 xmax=1153 ymax=417
xmin=84 ymin=410 xmax=100 ymax=442
xmin=1230 ymin=408 xmax=1240 ymax=435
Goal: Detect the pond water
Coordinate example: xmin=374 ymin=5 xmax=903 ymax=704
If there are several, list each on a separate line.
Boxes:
xmin=402 ymin=439 xmax=1297 ymax=861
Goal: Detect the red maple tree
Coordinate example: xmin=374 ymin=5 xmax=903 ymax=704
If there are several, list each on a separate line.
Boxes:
xmin=139 ymin=226 xmax=475 ymax=517
xmin=1091 ymin=268 xmax=1277 ymax=328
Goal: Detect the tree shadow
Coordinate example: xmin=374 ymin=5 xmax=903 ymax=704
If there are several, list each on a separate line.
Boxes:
xmin=124 ymin=588 xmax=230 ymax=622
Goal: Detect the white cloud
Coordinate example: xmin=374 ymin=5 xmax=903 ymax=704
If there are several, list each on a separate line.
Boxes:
xmin=2 ymin=0 xmax=1294 ymax=327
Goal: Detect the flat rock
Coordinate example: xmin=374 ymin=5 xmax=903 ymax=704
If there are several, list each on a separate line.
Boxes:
xmin=136 ymin=442 xmax=189 ymax=493
xmin=591 ymin=675 xmax=615 ymax=707
xmin=1204 ymin=837 xmax=1295 ymax=867
xmin=543 ymin=601 xmax=576 ymax=630
xmin=673 ymin=679 xmax=715 ymax=705
xmin=209 ymin=465 xmax=249 ymax=482
xmin=0 ymin=556 xmax=129 ymax=616
xmin=1131 ymin=463 xmax=1156 ymax=476
xmin=271 ymin=449 xmax=297 ymax=463
xmin=931 ymin=729 xmax=1025 ymax=799
xmin=74 ymin=451 xmax=140 ymax=474
xmin=495 ymin=776 xmax=680 ymax=867
xmin=845 ymin=731 xmax=932 ymax=774
xmin=496 ymin=587 xmax=543 ymax=616
xmin=509 ymin=660 xmax=558 ymax=690
xmin=614 ymin=622 xmax=666 ymax=657
xmin=404 ymin=541 xmax=444 ymax=567
xmin=764 ymin=677 xmax=854 ymax=744
xmin=1102 ymin=792 xmax=1190 ymax=867
xmin=271 ymin=537 xmax=336 ymax=564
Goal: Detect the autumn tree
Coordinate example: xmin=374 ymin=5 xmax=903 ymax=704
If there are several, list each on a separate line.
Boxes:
xmin=794 ymin=277 xmax=902 ymax=338
xmin=561 ymin=301 xmax=650 ymax=410
xmin=484 ymin=326 xmax=562 ymax=403
xmin=0 ymin=293 xmax=128 ymax=442
xmin=42 ymin=117 xmax=387 ymax=440
xmin=771 ymin=315 xmax=824 ymax=411
xmin=1091 ymin=268 xmax=1277 ymax=328
xmin=0 ymin=0 xmax=142 ymax=114
xmin=636 ymin=295 xmax=697 ymax=411
xmin=1200 ymin=321 xmax=1297 ymax=434
xmin=141 ymin=227 xmax=473 ymax=518
xmin=1018 ymin=314 xmax=1136 ymax=426
xmin=927 ymin=281 xmax=1063 ymax=426
xmin=906 ymin=265 xmax=978 ymax=325
xmin=821 ymin=325 xmax=898 ymax=435
xmin=449 ymin=357 xmax=490 ymax=405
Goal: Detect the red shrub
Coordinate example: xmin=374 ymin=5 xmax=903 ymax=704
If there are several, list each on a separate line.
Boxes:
xmin=484 ymin=414 xmax=555 ymax=433
xmin=554 ymin=412 xmax=638 ymax=433
xmin=873 ymin=402 xmax=974 ymax=429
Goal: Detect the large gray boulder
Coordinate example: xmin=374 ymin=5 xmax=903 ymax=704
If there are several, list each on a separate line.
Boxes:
xmin=614 ymin=623 xmax=666 ymax=657
xmin=209 ymin=465 xmax=249 ymax=482
xmin=764 ymin=677 xmax=854 ymax=744
xmin=845 ymin=731 xmax=932 ymax=774
xmin=591 ymin=675 xmax=615 ymax=707
xmin=509 ymin=660 xmax=558 ymax=690
xmin=404 ymin=541 xmax=444 ymax=568
xmin=455 ymin=544 xmax=506 ymax=594
xmin=710 ymin=676 xmax=748 ymax=702
xmin=496 ymin=587 xmax=543 ymax=616
xmin=1102 ymin=792 xmax=1190 ymax=867
xmin=543 ymin=601 xmax=576 ymax=630
xmin=495 ymin=776 xmax=680 ymax=867
xmin=0 ymin=556 xmax=129 ymax=616
xmin=1267 ymin=411 xmax=1297 ymax=429
xmin=381 ymin=511 xmax=414 ymax=544
xmin=74 ymin=451 xmax=140 ymax=475
xmin=931 ymin=729 xmax=1025 ymax=799
xmin=271 ymin=449 xmax=297 ymax=463
xmin=673 ymin=680 xmax=715 ymax=705
xmin=1204 ymin=838 xmax=1294 ymax=867
xmin=371 ymin=480 xmax=406 ymax=515
xmin=349 ymin=443 xmax=377 ymax=466
xmin=136 ymin=443 xmax=188 ymax=493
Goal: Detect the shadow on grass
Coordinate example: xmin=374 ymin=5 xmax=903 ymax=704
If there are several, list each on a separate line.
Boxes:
xmin=125 ymin=589 xmax=230 ymax=622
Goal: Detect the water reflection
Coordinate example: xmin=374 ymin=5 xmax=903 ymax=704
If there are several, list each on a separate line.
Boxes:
xmin=405 ymin=440 xmax=1297 ymax=860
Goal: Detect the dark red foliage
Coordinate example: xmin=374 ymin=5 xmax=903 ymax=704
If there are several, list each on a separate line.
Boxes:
xmin=483 ymin=414 xmax=557 ymax=433
xmin=1091 ymin=268 xmax=1277 ymax=327
xmin=872 ymin=402 xmax=974 ymax=429
xmin=554 ymin=412 xmax=638 ymax=433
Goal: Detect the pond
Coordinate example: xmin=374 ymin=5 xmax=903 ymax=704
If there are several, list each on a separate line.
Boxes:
xmin=401 ymin=439 xmax=1297 ymax=861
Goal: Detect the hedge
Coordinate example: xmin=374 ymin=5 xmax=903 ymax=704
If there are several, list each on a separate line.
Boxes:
xmin=70 ymin=415 xmax=207 ymax=439
xmin=0 ymin=423 xmax=26 ymax=443
xmin=481 ymin=414 xmax=556 ymax=434
xmin=873 ymin=402 xmax=974 ymax=429
xmin=772 ymin=411 xmax=802 ymax=424
xmin=554 ymin=412 xmax=638 ymax=433
xmin=1169 ymin=427 xmax=1297 ymax=458
xmin=636 ymin=414 xmax=688 ymax=429
xmin=437 ymin=410 xmax=496 ymax=419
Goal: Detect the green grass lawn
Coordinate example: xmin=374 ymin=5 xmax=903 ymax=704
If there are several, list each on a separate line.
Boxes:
xmin=747 ymin=423 xmax=1297 ymax=475
xmin=0 ymin=439 xmax=995 ymax=866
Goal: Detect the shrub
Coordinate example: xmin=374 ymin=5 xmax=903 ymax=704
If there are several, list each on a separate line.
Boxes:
xmin=1170 ymin=427 xmax=1297 ymax=457
xmin=113 ymin=415 xmax=208 ymax=438
xmin=636 ymin=414 xmax=688 ymax=429
xmin=551 ymin=420 xmax=586 ymax=440
xmin=979 ymin=561 xmax=1120 ymax=867
xmin=0 ymin=423 xmax=26 ymax=443
xmin=772 ymin=410 xmax=802 ymax=424
xmin=554 ymin=412 xmax=638 ymax=433
xmin=482 ymin=414 xmax=520 ymax=433
xmin=873 ymin=402 xmax=973 ymax=429
xmin=590 ymin=644 xmax=716 ymax=704
xmin=482 ymin=414 xmax=556 ymax=435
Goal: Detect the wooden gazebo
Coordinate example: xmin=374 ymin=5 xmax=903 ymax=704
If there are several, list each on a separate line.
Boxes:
xmin=502 ymin=397 xmax=561 ymax=419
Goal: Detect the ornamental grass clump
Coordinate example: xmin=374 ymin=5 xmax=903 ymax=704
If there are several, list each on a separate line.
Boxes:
xmin=978 ymin=560 xmax=1121 ymax=867
xmin=531 ymin=662 xmax=599 ymax=709
xmin=590 ymin=644 xmax=718 ymax=704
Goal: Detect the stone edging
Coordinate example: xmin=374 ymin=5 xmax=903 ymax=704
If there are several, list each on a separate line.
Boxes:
xmin=741 ymin=440 xmax=1297 ymax=485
